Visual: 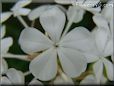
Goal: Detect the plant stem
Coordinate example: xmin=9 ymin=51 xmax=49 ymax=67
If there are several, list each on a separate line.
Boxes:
xmin=24 ymin=71 xmax=31 ymax=76
xmin=17 ymin=16 xmax=29 ymax=28
xmin=3 ymin=53 xmax=30 ymax=61
xmin=58 ymin=68 xmax=69 ymax=82
xmin=31 ymin=20 xmax=35 ymax=27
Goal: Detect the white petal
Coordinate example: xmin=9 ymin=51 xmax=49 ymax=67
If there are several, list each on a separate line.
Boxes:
xmin=102 ymin=58 xmax=113 ymax=81
xmin=0 ymin=59 xmax=8 ymax=74
xmin=12 ymin=0 xmax=32 ymax=8
xmin=1 ymin=77 xmax=12 ymax=85
xmin=29 ymin=79 xmax=43 ymax=85
xmin=57 ymin=47 xmax=87 ymax=78
xmin=93 ymin=14 xmax=109 ymax=29
xmin=54 ymin=73 xmax=74 ymax=85
xmin=94 ymin=28 xmax=109 ymax=54
xmin=54 ymin=0 xmax=74 ymax=4
xmin=19 ymin=28 xmax=53 ymax=54
xmin=104 ymin=39 xmax=113 ymax=57
xmin=18 ymin=8 xmax=31 ymax=16
xmin=1 ymin=37 xmax=13 ymax=54
xmin=29 ymin=48 xmax=57 ymax=81
xmin=1 ymin=12 xmax=12 ymax=23
xmin=28 ymin=5 xmax=52 ymax=20
xmin=6 ymin=68 xmax=25 ymax=84
xmin=67 ymin=6 xmax=85 ymax=23
xmin=40 ymin=6 xmax=66 ymax=42
xmin=93 ymin=59 xmax=103 ymax=83
xmin=60 ymin=27 xmax=98 ymax=60
xmin=80 ymin=75 xmax=97 ymax=85
xmin=1 ymin=25 xmax=6 ymax=38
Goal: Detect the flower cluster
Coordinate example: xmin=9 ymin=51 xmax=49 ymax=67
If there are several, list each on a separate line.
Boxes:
xmin=0 ymin=0 xmax=113 ymax=85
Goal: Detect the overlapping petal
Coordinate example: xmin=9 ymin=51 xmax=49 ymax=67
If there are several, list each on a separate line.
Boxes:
xmin=1 ymin=77 xmax=12 ymax=84
xmin=40 ymin=7 xmax=66 ymax=43
xmin=29 ymin=48 xmax=57 ymax=81
xmin=93 ymin=60 xmax=103 ymax=83
xmin=19 ymin=27 xmax=53 ymax=54
xmin=60 ymin=27 xmax=96 ymax=53
xmin=57 ymin=47 xmax=87 ymax=78
xmin=103 ymin=58 xmax=113 ymax=81
xmin=6 ymin=68 xmax=25 ymax=84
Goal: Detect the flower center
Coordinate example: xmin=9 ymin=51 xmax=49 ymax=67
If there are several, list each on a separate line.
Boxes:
xmin=54 ymin=43 xmax=59 ymax=48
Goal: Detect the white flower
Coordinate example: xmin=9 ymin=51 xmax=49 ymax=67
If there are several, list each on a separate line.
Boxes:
xmin=54 ymin=0 xmax=101 ymax=13
xmin=11 ymin=0 xmax=32 ymax=17
xmin=19 ymin=7 xmax=95 ymax=81
xmin=80 ymin=74 xmax=107 ymax=85
xmin=88 ymin=3 xmax=113 ymax=82
xmin=1 ymin=68 xmax=25 ymax=85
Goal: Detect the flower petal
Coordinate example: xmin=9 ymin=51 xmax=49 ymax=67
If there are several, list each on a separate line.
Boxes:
xmin=28 ymin=5 xmax=52 ymax=20
xmin=67 ymin=6 xmax=85 ymax=23
xmin=57 ymin=47 xmax=87 ymax=78
xmin=104 ymin=39 xmax=113 ymax=57
xmin=93 ymin=59 xmax=103 ymax=83
xmin=29 ymin=48 xmax=57 ymax=81
xmin=60 ymin=27 xmax=98 ymax=63
xmin=40 ymin=6 xmax=66 ymax=42
xmin=29 ymin=79 xmax=43 ymax=85
xmin=6 ymin=68 xmax=25 ymax=84
xmin=12 ymin=0 xmax=32 ymax=8
xmin=80 ymin=75 xmax=97 ymax=85
xmin=1 ymin=37 xmax=13 ymax=55
xmin=18 ymin=8 xmax=31 ymax=16
xmin=102 ymin=58 xmax=113 ymax=81
xmin=19 ymin=28 xmax=53 ymax=54
xmin=0 ymin=59 xmax=8 ymax=75
xmin=1 ymin=77 xmax=12 ymax=85
xmin=93 ymin=14 xmax=109 ymax=29
xmin=1 ymin=25 xmax=6 ymax=38
xmin=94 ymin=28 xmax=109 ymax=54
xmin=1 ymin=12 xmax=12 ymax=23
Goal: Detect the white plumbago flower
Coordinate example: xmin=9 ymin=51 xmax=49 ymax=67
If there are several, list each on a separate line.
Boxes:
xmin=19 ymin=7 xmax=95 ymax=81
xmin=11 ymin=0 xmax=32 ymax=17
xmin=89 ymin=12 xmax=113 ymax=83
xmin=80 ymin=74 xmax=107 ymax=85
xmin=0 ymin=12 xmax=12 ymax=23
xmin=54 ymin=0 xmax=101 ymax=13
xmin=1 ymin=68 xmax=25 ymax=85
